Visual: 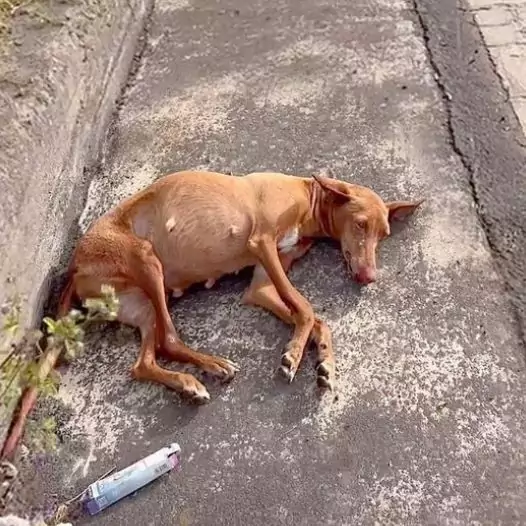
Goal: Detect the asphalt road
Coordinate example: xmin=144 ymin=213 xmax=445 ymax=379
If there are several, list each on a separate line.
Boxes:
xmin=24 ymin=0 xmax=526 ymax=524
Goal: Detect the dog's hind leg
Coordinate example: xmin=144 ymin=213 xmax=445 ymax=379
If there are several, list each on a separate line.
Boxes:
xmin=123 ymin=240 xmax=239 ymax=381
xmin=157 ymin=335 xmax=239 ymax=382
xmin=71 ymin=233 xmax=236 ymax=400
xmin=128 ymin=303 xmax=211 ymax=404
xmin=75 ymin=280 xmax=212 ymax=403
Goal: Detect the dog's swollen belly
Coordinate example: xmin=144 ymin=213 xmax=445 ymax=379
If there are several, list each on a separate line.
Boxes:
xmin=157 ymin=224 xmax=301 ymax=297
xmin=153 ymin=205 xmax=257 ymax=295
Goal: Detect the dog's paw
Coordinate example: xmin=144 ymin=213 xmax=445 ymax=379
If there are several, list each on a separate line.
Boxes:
xmin=204 ymin=356 xmax=240 ymax=382
xmin=180 ymin=375 xmax=211 ymax=404
xmin=316 ymin=360 xmax=335 ymax=391
xmin=279 ymin=343 xmax=303 ymax=383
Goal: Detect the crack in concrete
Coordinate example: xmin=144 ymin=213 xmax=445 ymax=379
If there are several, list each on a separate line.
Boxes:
xmin=411 ymin=0 xmax=487 ymax=229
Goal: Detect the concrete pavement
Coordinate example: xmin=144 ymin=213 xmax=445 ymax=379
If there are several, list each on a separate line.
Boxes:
xmin=20 ymin=0 xmax=526 ymax=524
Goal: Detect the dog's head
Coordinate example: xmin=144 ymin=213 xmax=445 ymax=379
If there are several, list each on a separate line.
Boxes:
xmin=312 ymin=172 xmax=423 ymax=285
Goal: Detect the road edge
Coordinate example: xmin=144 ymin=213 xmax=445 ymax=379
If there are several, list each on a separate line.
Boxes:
xmin=413 ymin=0 xmax=526 ymax=353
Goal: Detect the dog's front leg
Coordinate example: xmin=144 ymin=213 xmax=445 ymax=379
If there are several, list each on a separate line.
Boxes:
xmin=247 ymin=234 xmax=316 ymax=382
xmin=243 ymin=242 xmax=335 ymax=389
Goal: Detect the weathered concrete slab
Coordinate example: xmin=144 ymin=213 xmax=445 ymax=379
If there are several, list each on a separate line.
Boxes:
xmin=19 ymin=0 xmax=526 ymax=524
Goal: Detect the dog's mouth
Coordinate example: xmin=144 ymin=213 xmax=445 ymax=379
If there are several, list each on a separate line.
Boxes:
xmin=343 ymin=250 xmax=355 ymax=276
xmin=344 ymin=250 xmax=377 ymax=285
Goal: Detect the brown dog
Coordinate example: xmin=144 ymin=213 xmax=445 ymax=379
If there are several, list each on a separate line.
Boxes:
xmin=59 ymin=170 xmax=422 ymax=402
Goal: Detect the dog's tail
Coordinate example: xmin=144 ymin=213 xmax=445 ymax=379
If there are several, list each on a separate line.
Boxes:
xmin=57 ymin=268 xmax=76 ymax=318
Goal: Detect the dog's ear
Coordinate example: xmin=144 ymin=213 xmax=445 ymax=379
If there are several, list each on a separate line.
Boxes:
xmin=312 ymin=171 xmax=350 ymax=204
xmin=386 ymin=199 xmax=424 ymax=222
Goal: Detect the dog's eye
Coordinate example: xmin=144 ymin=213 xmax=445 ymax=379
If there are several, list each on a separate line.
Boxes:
xmin=355 ymin=217 xmax=367 ymax=230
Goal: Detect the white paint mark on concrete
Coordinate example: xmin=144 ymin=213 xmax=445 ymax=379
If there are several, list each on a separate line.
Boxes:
xmin=0 ymin=516 xmax=72 ymax=526
xmin=59 ymin=372 xmax=140 ymax=454
xmin=417 ymin=198 xmax=488 ymax=270
xmin=113 ymin=161 xmax=160 ymax=200
xmin=56 ymin=332 xmax=165 ymax=477
xmin=367 ymin=470 xmax=429 ymax=523
xmin=312 ymin=281 xmax=515 ymax=440
xmin=365 ymin=123 xmax=489 ymax=270
xmin=373 ymin=0 xmax=409 ymax=10
xmin=456 ymin=409 xmax=511 ymax=458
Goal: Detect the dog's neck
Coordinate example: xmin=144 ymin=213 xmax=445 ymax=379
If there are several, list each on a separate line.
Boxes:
xmin=302 ymin=179 xmax=341 ymax=240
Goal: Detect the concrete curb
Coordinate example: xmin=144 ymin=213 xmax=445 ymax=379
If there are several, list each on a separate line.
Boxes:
xmin=0 ymin=0 xmax=153 ymax=449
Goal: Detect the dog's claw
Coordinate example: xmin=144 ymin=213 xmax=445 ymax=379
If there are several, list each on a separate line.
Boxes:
xmin=279 ymin=345 xmax=302 ymax=383
xmin=279 ymin=352 xmax=298 ymax=383
xmin=316 ymin=361 xmax=330 ymax=378
xmin=279 ymin=364 xmax=296 ymax=383
xmin=222 ymin=359 xmax=240 ymax=381
xmin=226 ymin=359 xmax=240 ymax=372
xmin=281 ymin=352 xmax=293 ymax=368
xmin=317 ymin=375 xmax=333 ymax=390
xmin=190 ymin=392 xmax=210 ymax=405
xmin=316 ymin=361 xmax=335 ymax=391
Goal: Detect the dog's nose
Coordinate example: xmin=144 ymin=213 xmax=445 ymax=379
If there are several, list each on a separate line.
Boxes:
xmin=355 ymin=268 xmax=377 ymax=284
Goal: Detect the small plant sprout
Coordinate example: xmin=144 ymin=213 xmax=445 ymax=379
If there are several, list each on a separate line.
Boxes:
xmin=0 ymin=284 xmax=119 ymax=458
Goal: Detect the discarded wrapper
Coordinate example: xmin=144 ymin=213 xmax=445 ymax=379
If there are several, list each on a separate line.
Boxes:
xmin=83 ymin=443 xmax=181 ymax=516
